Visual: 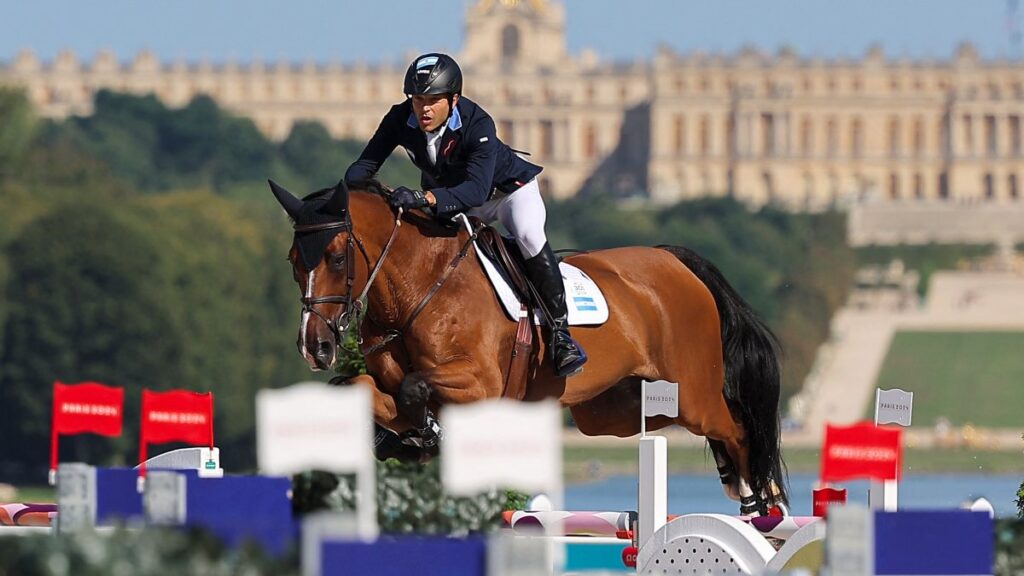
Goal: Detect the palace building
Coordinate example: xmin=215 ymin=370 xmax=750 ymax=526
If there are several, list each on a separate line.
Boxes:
xmin=4 ymin=0 xmax=1024 ymax=211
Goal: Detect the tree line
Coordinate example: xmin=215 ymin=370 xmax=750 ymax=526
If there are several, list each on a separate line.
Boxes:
xmin=0 ymin=86 xmax=861 ymax=481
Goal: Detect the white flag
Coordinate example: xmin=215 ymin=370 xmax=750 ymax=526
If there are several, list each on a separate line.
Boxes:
xmin=643 ymin=380 xmax=679 ymax=418
xmin=875 ymin=388 xmax=913 ymax=427
xmin=442 ymin=399 xmax=562 ymax=500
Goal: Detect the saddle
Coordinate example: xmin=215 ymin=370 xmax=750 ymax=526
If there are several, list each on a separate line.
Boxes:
xmin=473 ymin=221 xmax=536 ymax=402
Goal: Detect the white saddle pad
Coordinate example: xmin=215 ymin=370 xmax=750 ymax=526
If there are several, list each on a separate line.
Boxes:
xmin=473 ymin=239 xmax=609 ymax=326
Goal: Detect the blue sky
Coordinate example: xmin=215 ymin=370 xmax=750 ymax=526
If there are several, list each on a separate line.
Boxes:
xmin=1 ymin=1 xmax=1017 ymax=64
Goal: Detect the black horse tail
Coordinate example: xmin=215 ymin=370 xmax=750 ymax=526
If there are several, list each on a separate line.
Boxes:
xmin=657 ymin=245 xmax=788 ymax=506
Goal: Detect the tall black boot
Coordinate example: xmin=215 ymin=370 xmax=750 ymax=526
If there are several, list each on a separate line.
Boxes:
xmin=524 ymin=243 xmax=588 ymax=377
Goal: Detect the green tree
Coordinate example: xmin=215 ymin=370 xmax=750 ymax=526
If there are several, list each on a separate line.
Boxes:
xmin=135 ymin=191 xmax=310 ymax=469
xmin=0 ymin=87 xmax=37 ymax=180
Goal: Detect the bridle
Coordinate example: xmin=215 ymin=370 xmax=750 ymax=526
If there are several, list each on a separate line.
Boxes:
xmin=293 ymin=203 xmax=480 ymax=364
xmin=293 ymin=211 xmax=403 ymax=353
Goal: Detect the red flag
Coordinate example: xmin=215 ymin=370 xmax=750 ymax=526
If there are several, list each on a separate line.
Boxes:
xmin=139 ymin=389 xmax=214 ymax=468
xmin=51 ymin=381 xmax=125 ymax=476
xmin=821 ymin=422 xmax=902 ymax=483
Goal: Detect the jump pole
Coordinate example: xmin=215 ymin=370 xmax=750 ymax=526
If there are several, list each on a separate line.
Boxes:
xmin=637 ymin=380 xmax=674 ymax=548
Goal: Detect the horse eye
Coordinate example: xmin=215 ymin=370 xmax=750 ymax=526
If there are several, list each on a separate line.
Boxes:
xmin=329 ymin=253 xmax=346 ymax=270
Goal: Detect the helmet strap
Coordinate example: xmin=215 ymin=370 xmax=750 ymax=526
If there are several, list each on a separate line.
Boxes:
xmin=445 ymin=94 xmax=456 ymax=122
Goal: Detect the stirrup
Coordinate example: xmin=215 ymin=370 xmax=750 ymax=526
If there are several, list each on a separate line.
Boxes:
xmin=554 ymin=337 xmax=588 ymax=377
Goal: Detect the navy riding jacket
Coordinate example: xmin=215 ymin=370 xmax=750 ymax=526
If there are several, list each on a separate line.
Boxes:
xmin=344 ymin=96 xmax=542 ymax=215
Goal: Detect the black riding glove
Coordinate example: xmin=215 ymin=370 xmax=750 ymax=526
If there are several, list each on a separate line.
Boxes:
xmin=390 ymin=186 xmax=430 ymax=210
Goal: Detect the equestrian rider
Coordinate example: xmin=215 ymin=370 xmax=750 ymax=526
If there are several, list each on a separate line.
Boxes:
xmin=344 ymin=53 xmax=587 ymax=377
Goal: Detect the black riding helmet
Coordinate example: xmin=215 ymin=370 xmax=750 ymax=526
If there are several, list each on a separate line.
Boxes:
xmin=404 ymin=53 xmax=463 ymax=97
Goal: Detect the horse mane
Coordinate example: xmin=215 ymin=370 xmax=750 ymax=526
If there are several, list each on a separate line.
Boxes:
xmin=348 ymin=178 xmax=459 ymax=238
xmin=346 ymin=178 xmax=392 ymax=200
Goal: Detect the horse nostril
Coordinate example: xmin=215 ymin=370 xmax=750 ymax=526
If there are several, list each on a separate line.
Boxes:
xmin=315 ymin=339 xmax=334 ymax=361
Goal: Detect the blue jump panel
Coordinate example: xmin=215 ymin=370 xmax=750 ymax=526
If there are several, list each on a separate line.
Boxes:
xmin=321 ymin=537 xmax=488 ymax=576
xmin=183 ymin=475 xmax=294 ymax=555
xmin=95 ymin=467 xmax=142 ymax=525
xmin=875 ymin=510 xmax=993 ymax=575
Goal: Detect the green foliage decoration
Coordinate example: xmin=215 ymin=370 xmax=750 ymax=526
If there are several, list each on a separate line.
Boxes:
xmin=0 ymin=526 xmax=299 ymax=576
xmin=292 ymin=459 xmax=527 ymax=536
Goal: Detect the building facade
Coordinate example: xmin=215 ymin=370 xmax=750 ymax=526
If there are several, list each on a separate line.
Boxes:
xmin=4 ymin=0 xmax=1024 ymax=208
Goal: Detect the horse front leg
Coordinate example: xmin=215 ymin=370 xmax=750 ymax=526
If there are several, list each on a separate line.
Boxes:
xmin=331 ymin=373 xmax=425 ymax=462
xmin=395 ymin=358 xmax=498 ymax=461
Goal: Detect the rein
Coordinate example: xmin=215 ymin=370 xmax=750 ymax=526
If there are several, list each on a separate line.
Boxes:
xmin=361 ymin=220 xmax=481 ymax=358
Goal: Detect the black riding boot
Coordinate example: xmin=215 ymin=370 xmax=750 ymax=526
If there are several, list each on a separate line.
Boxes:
xmin=524 ymin=243 xmax=588 ymax=377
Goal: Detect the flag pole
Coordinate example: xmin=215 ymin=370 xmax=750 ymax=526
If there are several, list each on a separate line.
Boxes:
xmin=640 ymin=381 xmax=646 ymax=438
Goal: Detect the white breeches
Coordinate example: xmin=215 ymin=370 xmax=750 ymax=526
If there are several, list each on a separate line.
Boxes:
xmin=466 ymin=179 xmax=548 ymax=259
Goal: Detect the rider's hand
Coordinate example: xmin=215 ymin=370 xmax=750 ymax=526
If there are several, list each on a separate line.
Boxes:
xmin=389 ymin=186 xmax=430 ymax=210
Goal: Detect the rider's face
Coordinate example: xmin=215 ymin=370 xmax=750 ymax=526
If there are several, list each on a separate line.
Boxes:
xmin=411 ymin=94 xmax=457 ymax=132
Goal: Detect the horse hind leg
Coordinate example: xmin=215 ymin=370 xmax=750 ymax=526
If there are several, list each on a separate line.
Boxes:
xmin=708 ymin=439 xmax=742 ymax=502
xmin=683 ymin=395 xmax=771 ymax=516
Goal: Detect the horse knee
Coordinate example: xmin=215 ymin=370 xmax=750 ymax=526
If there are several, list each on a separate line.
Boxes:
xmin=397 ymin=375 xmax=431 ymax=407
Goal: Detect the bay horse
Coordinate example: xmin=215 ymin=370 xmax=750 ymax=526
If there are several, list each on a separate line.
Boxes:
xmin=270 ymin=178 xmax=788 ymax=515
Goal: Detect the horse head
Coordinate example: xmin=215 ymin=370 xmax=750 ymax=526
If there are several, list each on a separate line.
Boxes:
xmin=270 ymin=178 xmax=360 ymax=370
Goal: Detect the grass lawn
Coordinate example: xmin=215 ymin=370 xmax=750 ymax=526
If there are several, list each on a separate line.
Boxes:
xmin=8 ymin=485 xmax=54 ymax=503
xmin=563 ymin=445 xmax=1024 ymax=483
xmin=870 ymin=331 xmax=1024 ymax=428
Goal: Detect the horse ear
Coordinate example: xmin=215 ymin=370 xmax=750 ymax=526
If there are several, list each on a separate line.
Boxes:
xmin=268 ymin=179 xmax=303 ymax=219
xmin=323 ymin=179 xmax=350 ymax=217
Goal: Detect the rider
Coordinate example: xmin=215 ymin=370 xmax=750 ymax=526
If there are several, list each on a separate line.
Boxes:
xmin=344 ymin=52 xmax=587 ymax=377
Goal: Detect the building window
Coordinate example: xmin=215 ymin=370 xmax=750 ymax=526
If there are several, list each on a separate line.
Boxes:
xmin=583 ymin=122 xmax=597 ymax=159
xmin=761 ymin=113 xmax=775 ymax=157
xmin=984 ymin=173 xmax=995 ymax=199
xmin=826 ymin=117 xmax=838 ymax=158
xmin=674 ymin=76 xmax=686 ymax=93
xmin=889 ymin=117 xmax=902 ymax=158
xmin=984 ymin=115 xmax=998 ymax=157
xmin=1010 ymin=174 xmax=1020 ymax=199
xmin=500 ymin=120 xmax=515 ymax=146
xmin=913 ymin=117 xmax=925 ymax=157
xmin=913 ymin=173 xmax=924 ymax=198
xmin=799 ymin=117 xmax=813 ymax=157
xmin=673 ymin=114 xmax=686 ymax=155
xmin=963 ymin=114 xmax=974 ymax=155
xmin=939 ymin=116 xmax=950 ymax=156
xmin=851 ymin=117 xmax=863 ymax=158
xmin=502 ymin=24 xmax=521 ymax=60
xmin=1010 ymin=115 xmax=1021 ymax=156
xmin=540 ymin=120 xmax=554 ymax=159
xmin=699 ymin=115 xmax=711 ymax=156
xmin=938 ymin=172 xmax=949 ymax=199
xmin=889 ymin=172 xmax=900 ymax=199
xmin=725 ymin=116 xmax=735 ymax=156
